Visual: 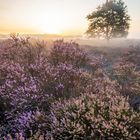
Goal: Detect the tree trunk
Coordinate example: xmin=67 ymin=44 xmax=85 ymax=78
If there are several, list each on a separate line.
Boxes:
xmin=106 ymin=26 xmax=109 ymax=41
xmin=106 ymin=0 xmax=109 ymax=41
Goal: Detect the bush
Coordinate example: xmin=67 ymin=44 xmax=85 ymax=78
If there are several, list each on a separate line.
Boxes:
xmin=0 ymin=36 xmax=140 ymax=139
xmin=49 ymin=92 xmax=140 ymax=140
xmin=0 ymin=34 xmax=47 ymax=65
xmin=48 ymin=40 xmax=89 ymax=67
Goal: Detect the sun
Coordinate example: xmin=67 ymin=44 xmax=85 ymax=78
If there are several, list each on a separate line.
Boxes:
xmin=41 ymin=26 xmax=60 ymax=34
xmin=35 ymin=17 xmax=62 ymax=35
xmin=26 ymin=7 xmax=68 ymax=35
xmin=30 ymin=10 xmax=63 ymax=35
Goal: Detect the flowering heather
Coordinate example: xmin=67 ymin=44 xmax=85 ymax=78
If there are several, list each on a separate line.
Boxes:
xmin=48 ymin=40 xmax=89 ymax=67
xmin=0 ymin=34 xmax=47 ymax=65
xmin=113 ymin=52 xmax=140 ymax=110
xmin=122 ymin=46 xmax=140 ymax=67
xmin=0 ymin=36 xmax=140 ymax=139
xmin=50 ymin=93 xmax=140 ymax=139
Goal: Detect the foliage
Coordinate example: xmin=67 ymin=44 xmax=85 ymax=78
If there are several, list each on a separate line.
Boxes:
xmin=50 ymin=92 xmax=140 ymax=140
xmin=86 ymin=0 xmax=130 ymax=40
xmin=0 ymin=36 xmax=140 ymax=139
xmin=113 ymin=47 xmax=140 ymax=110
xmin=122 ymin=46 xmax=140 ymax=67
xmin=48 ymin=39 xmax=89 ymax=67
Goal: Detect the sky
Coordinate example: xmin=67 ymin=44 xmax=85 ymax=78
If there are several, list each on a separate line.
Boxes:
xmin=0 ymin=0 xmax=140 ymax=38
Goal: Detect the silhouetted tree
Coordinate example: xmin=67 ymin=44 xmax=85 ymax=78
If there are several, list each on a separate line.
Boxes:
xmin=86 ymin=0 xmax=130 ymax=41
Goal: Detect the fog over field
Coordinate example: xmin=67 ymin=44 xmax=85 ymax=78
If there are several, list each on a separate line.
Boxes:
xmin=0 ymin=0 xmax=140 ymax=139
xmin=1 ymin=34 xmax=140 ymax=47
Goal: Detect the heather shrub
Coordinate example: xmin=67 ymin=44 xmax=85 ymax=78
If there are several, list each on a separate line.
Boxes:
xmin=49 ymin=93 xmax=140 ymax=140
xmin=0 ymin=39 xmax=92 ymax=138
xmin=113 ymin=58 xmax=140 ymax=110
xmin=122 ymin=46 xmax=140 ymax=67
xmin=28 ymin=58 xmax=91 ymax=99
xmin=0 ymin=34 xmax=47 ymax=65
xmin=0 ymin=61 xmax=41 ymax=110
xmin=113 ymin=61 xmax=140 ymax=95
xmin=0 ymin=36 xmax=140 ymax=139
xmin=0 ymin=61 xmax=53 ymax=137
xmin=0 ymin=57 xmax=89 ymax=115
xmin=83 ymin=68 xmax=120 ymax=96
xmin=48 ymin=40 xmax=89 ymax=67
xmin=2 ymin=69 xmax=122 ymax=139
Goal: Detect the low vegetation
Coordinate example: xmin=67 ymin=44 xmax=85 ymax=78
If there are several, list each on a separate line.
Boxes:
xmin=0 ymin=35 xmax=140 ymax=139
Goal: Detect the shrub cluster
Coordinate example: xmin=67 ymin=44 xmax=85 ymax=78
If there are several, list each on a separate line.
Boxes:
xmin=0 ymin=35 xmax=140 ymax=139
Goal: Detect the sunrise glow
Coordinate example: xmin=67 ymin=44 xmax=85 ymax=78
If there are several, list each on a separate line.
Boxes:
xmin=0 ymin=0 xmax=140 ymax=37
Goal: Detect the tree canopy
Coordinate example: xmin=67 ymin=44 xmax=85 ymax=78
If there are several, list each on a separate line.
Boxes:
xmin=86 ymin=0 xmax=130 ymax=40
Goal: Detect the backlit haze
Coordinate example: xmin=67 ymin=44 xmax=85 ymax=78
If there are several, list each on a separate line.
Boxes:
xmin=0 ymin=0 xmax=140 ymax=38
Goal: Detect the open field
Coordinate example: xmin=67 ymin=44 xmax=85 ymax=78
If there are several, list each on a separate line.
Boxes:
xmin=0 ymin=36 xmax=140 ymax=139
xmin=0 ymin=0 xmax=140 ymax=139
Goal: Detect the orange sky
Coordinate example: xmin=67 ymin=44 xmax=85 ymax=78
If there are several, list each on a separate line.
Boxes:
xmin=0 ymin=0 xmax=140 ymax=38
